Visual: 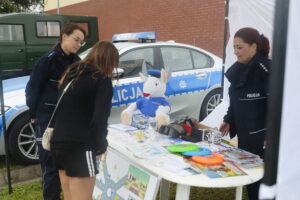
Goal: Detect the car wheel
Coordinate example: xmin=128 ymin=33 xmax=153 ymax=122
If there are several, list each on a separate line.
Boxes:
xmin=199 ymin=88 xmax=222 ymax=121
xmin=8 ymin=113 xmax=39 ymax=164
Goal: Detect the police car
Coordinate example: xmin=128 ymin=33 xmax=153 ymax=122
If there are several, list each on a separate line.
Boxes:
xmin=0 ymin=32 xmax=222 ymax=164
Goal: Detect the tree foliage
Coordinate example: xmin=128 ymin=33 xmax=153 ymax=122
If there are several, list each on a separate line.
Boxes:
xmin=0 ymin=0 xmax=43 ymax=13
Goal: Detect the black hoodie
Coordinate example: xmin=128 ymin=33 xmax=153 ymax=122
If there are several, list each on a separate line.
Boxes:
xmin=223 ymin=53 xmax=271 ymax=155
xmin=51 ymin=64 xmax=113 ymax=155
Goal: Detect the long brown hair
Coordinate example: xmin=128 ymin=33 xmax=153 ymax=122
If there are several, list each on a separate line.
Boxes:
xmin=82 ymin=41 xmax=119 ymax=77
xmin=59 ymin=41 xmax=119 ymax=87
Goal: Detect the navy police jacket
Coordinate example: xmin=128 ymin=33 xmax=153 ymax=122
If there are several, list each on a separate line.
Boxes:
xmin=223 ymin=53 xmax=271 ymax=154
xmin=25 ymin=44 xmax=80 ymax=125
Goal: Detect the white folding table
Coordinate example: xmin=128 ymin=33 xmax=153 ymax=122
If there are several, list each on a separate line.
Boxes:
xmin=107 ymin=128 xmax=263 ymax=200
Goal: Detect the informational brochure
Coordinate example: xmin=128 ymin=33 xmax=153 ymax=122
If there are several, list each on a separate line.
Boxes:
xmin=221 ymin=148 xmax=259 ymax=159
xmin=219 ymin=148 xmax=264 ymax=169
xmin=126 ymin=143 xmax=167 ymax=158
xmin=183 ymin=158 xmax=247 ymax=179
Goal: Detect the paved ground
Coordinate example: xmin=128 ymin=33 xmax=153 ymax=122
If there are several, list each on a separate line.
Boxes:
xmin=0 ymin=165 xmax=41 ymax=188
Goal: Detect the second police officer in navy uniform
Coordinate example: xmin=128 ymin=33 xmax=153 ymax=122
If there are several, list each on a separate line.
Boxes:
xmin=219 ymin=27 xmax=271 ymax=200
xmin=25 ymin=23 xmax=86 ymax=200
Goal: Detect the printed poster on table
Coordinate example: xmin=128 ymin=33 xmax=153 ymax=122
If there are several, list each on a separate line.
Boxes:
xmin=93 ymin=147 xmax=160 ymax=200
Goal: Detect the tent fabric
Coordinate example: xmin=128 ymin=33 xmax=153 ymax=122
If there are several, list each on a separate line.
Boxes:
xmin=276 ymin=0 xmax=300 ymax=199
xmin=202 ymin=0 xmax=274 ymax=128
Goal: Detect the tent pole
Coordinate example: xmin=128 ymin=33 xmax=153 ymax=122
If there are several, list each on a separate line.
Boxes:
xmin=263 ymin=0 xmax=290 ymax=186
xmin=0 ymin=76 xmax=13 ymax=194
xmin=221 ymin=0 xmax=230 ymax=97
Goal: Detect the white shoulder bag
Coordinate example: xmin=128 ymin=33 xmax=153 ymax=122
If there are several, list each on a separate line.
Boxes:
xmin=42 ymin=80 xmax=73 ymax=151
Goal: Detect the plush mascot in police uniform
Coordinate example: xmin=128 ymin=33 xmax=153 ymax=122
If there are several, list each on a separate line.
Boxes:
xmin=121 ymin=67 xmax=171 ymax=128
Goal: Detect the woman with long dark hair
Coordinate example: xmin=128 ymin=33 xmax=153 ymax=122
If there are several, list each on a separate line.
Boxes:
xmin=219 ymin=27 xmax=271 ymax=200
xmin=51 ymin=41 xmax=119 ymax=200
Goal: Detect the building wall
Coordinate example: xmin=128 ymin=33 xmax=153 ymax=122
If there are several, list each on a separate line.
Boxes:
xmin=45 ymin=0 xmax=225 ymax=57
xmin=44 ymin=0 xmax=88 ymax=11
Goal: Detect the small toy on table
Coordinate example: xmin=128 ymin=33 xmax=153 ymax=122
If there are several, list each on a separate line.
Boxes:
xmin=121 ymin=67 xmax=172 ymax=129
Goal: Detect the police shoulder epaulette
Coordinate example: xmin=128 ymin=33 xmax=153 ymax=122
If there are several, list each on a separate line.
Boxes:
xmin=259 ymin=62 xmax=268 ymax=73
xmin=47 ymin=51 xmax=56 ymax=59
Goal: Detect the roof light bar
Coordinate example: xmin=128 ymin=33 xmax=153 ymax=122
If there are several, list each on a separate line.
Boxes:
xmin=112 ymin=31 xmax=156 ymax=42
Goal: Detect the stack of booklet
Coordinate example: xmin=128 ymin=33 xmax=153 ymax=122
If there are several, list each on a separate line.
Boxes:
xmin=183 ymin=157 xmax=247 ymax=178
xmin=220 ymin=148 xmax=264 ymax=169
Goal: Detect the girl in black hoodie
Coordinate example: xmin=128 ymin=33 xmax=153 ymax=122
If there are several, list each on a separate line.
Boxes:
xmin=51 ymin=41 xmax=119 ymax=200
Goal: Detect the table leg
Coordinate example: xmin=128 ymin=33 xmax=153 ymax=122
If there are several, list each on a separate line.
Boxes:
xmin=175 ymin=184 xmax=191 ymax=200
xmin=159 ymin=179 xmax=170 ymax=200
xmin=235 ymin=186 xmax=243 ymax=200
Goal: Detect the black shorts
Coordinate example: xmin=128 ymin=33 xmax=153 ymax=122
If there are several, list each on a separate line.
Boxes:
xmin=52 ymin=148 xmax=99 ymax=177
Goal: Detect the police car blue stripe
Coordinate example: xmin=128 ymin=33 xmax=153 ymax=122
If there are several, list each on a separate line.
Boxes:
xmin=3 ymin=76 xmax=29 ymax=93
xmin=166 ymin=73 xmax=208 ymax=95
xmin=111 ymin=70 xmax=222 ymax=106
xmin=112 ymin=82 xmax=144 ymax=106
xmin=207 ymin=71 xmax=222 ymax=88
xmin=0 ymin=107 xmax=21 ymax=136
xmin=0 ymin=70 xmax=222 ymax=137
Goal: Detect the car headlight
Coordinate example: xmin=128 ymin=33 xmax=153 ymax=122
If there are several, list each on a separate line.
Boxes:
xmin=0 ymin=105 xmax=11 ymax=116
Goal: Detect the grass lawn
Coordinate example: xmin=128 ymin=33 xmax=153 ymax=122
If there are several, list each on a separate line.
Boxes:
xmin=0 ymin=180 xmax=249 ymax=200
xmin=0 ymin=180 xmax=43 ymax=200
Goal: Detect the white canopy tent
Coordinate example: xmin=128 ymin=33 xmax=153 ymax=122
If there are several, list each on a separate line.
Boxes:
xmin=275 ymin=0 xmax=300 ymax=197
xmin=262 ymin=0 xmax=300 ymax=199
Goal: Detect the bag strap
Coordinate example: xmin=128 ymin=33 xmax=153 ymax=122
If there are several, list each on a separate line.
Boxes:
xmin=46 ymin=80 xmax=73 ymax=128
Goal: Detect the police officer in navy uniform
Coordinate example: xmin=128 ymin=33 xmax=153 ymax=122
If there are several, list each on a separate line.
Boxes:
xmin=219 ymin=27 xmax=271 ymax=200
xmin=25 ymin=23 xmax=86 ymax=200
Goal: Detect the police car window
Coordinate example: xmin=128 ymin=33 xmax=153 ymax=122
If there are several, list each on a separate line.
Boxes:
xmin=191 ymin=50 xmax=212 ymax=69
xmin=0 ymin=25 xmax=24 ymax=41
xmin=118 ymin=48 xmax=154 ymax=78
xmin=161 ymin=47 xmax=193 ymax=71
xmin=36 ymin=21 xmax=60 ymax=37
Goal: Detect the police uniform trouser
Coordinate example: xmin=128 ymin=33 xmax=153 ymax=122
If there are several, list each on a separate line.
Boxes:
xmin=245 ymin=147 xmax=264 ymax=200
xmin=36 ymin=123 xmax=61 ymax=200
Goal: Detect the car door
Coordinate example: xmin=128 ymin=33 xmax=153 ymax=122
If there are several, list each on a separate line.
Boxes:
xmin=109 ymin=46 xmax=157 ymax=123
xmin=0 ymin=24 xmax=26 ymax=70
xmin=159 ymin=46 xmax=214 ymax=119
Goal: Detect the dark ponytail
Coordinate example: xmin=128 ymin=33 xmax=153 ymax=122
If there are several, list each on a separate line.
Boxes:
xmin=260 ymin=34 xmax=270 ymax=57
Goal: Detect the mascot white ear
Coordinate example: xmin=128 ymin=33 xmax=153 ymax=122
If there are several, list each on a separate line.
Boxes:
xmin=139 ymin=72 xmax=147 ymax=82
xmin=161 ymin=68 xmax=168 ymax=83
xmin=121 ymin=67 xmax=172 ymax=128
xmin=139 ymin=60 xmax=148 ymax=82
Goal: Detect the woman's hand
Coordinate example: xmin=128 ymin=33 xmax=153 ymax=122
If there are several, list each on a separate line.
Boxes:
xmin=30 ymin=118 xmax=36 ymax=123
xmin=96 ymin=151 xmax=108 ymax=162
xmin=96 ymin=151 xmax=108 ymax=171
xmin=219 ymin=122 xmax=230 ymax=136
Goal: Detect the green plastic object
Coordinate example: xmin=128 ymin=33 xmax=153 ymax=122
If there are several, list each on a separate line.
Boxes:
xmin=167 ymin=144 xmax=199 ymax=153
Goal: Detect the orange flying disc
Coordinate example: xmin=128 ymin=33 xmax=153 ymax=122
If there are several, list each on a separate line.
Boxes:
xmin=191 ymin=153 xmax=224 ymax=165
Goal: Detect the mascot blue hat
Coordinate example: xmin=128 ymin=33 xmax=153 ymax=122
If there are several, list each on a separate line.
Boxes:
xmin=147 ymin=69 xmax=161 ymax=78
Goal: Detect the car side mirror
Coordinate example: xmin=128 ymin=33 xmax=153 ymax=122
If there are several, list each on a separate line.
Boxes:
xmin=113 ymin=68 xmax=125 ymax=78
